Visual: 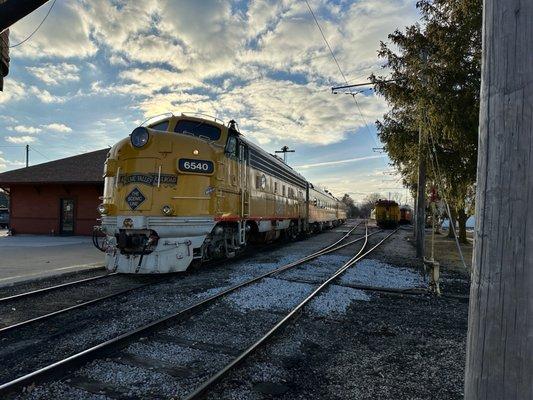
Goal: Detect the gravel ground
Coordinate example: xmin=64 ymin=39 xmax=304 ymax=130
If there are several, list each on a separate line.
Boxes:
xmin=9 ymin=223 xmax=469 ymax=400
xmin=4 ymin=222 xmax=364 ymax=393
xmin=204 ymin=226 xmax=470 ymax=400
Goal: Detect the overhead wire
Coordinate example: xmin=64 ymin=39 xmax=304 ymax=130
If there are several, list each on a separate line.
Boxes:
xmin=9 ymin=0 xmax=57 ymax=48
xmin=29 ymin=145 xmax=50 ymax=161
xmin=303 ymin=0 xmax=379 ymax=148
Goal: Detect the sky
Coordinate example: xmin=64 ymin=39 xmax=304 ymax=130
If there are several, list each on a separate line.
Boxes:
xmin=0 ymin=0 xmax=419 ymax=203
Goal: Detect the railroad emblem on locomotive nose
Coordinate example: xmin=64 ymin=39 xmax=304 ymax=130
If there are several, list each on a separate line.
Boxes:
xmin=126 ymin=187 xmax=146 ymax=210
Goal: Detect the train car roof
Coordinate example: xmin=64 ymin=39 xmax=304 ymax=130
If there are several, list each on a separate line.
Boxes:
xmin=240 ymin=136 xmax=309 ymax=188
xmin=376 ymin=199 xmax=399 ymax=206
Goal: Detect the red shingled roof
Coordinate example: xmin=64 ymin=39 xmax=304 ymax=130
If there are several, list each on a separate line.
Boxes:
xmin=0 ymin=149 xmax=108 ymax=186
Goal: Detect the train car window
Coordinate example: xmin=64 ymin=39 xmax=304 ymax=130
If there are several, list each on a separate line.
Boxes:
xmin=174 ymin=120 xmax=221 ymax=140
xmin=238 ymin=142 xmax=248 ymax=163
xmin=282 ymin=185 xmax=286 ymax=196
xmin=274 ymin=182 xmax=278 ymax=193
xmin=256 ymin=174 xmax=267 ymax=190
xmin=225 ymin=136 xmax=237 ymax=158
xmin=150 ymin=120 xmax=169 ymax=131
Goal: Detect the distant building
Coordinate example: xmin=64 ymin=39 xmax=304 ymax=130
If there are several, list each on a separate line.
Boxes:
xmin=0 ymin=189 xmax=8 ymax=208
xmin=0 ymin=149 xmax=108 ymax=235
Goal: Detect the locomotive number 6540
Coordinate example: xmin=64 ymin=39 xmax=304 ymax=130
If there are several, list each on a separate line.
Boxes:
xmin=178 ymin=158 xmax=215 ymax=174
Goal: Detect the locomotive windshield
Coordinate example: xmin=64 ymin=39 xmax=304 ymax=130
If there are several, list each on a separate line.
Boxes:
xmin=174 ymin=119 xmax=221 ymax=140
xmin=149 ymin=120 xmax=170 ymax=131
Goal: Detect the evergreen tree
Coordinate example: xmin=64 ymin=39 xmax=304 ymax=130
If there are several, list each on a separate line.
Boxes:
xmin=371 ymin=0 xmax=482 ymax=243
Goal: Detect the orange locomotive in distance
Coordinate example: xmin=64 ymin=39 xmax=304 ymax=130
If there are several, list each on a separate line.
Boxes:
xmin=94 ymin=113 xmax=347 ymax=273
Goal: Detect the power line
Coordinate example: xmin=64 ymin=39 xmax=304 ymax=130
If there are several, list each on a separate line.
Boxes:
xmin=303 ymin=0 xmax=379 ymax=147
xmin=304 ymin=0 xmax=348 ymax=83
xmin=426 ymin=130 xmax=468 ymax=271
xmin=9 ymin=0 xmax=57 ymax=48
xmin=29 ymin=145 xmax=50 ymax=160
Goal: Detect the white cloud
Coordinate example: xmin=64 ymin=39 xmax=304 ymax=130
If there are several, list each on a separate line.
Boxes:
xmin=42 ymin=123 xmax=72 ymax=133
xmin=0 ymin=80 xmax=66 ymax=105
xmin=26 ymin=63 xmax=80 ymax=86
xmin=0 ymin=116 xmax=18 ymax=123
xmin=28 ymin=86 xmax=66 ymax=103
xmin=0 ymin=80 xmax=26 ymax=104
xmin=8 ymin=125 xmax=42 ymax=134
xmin=295 ymin=155 xmax=386 ymax=169
xmin=0 ymin=157 xmax=26 ymax=172
xmin=6 ymin=136 xmax=36 ymax=144
xmin=1 ymin=0 xmax=420 ymax=179
xmin=9 ymin=2 xmax=96 ymax=58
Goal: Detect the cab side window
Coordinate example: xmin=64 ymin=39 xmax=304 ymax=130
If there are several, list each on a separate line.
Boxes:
xmin=226 ymin=136 xmax=237 ymax=159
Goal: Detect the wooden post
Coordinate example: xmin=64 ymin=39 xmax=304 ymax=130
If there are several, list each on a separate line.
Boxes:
xmin=465 ymin=0 xmax=533 ymax=399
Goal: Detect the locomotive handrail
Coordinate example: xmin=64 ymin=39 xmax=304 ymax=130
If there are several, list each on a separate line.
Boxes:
xmin=140 ymin=112 xmax=174 ymax=127
xmin=180 ymin=111 xmax=225 ymax=125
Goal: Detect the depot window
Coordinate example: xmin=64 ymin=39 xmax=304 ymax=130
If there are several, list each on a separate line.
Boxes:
xmin=174 ymin=120 xmax=221 ymax=140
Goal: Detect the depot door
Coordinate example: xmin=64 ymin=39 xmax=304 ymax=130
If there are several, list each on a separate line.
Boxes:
xmin=60 ymin=198 xmax=75 ymax=235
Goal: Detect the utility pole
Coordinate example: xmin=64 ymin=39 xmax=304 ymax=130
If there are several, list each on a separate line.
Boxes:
xmin=275 ymin=146 xmax=295 ymax=163
xmin=25 ymin=144 xmax=29 ymax=167
xmin=0 ymin=0 xmax=50 ymax=90
xmin=0 ymin=0 xmax=50 ymax=33
xmin=415 ymin=50 xmax=428 ymax=259
xmin=465 ymin=1 xmax=532 ymax=399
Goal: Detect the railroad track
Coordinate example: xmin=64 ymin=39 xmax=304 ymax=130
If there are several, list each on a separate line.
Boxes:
xmin=0 ymin=222 xmax=355 ymax=335
xmin=0 ymin=272 xmax=116 ymax=304
xmin=185 ymin=226 xmax=398 ymax=399
xmin=0 ymin=228 xmax=303 ymax=335
xmin=0 ymin=272 xmax=165 ymax=332
xmin=0 ymin=221 xmax=374 ymax=397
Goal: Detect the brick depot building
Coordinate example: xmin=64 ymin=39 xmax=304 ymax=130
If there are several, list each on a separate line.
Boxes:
xmin=0 ymin=149 xmax=107 ymax=235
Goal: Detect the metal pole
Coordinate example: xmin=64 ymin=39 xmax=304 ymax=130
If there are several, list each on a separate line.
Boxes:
xmin=415 ymin=119 xmax=426 ymax=258
xmin=416 ymin=49 xmax=428 ymax=259
xmin=25 ymin=144 xmax=29 ymax=167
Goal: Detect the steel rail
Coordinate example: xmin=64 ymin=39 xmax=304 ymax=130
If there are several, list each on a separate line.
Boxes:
xmin=0 ymin=271 xmax=115 ymax=304
xmin=0 ymin=222 xmax=363 ymax=335
xmin=183 ymin=226 xmax=400 ymax=400
xmin=0 ymin=221 xmax=369 ymax=395
xmin=0 ymin=281 xmax=157 ymax=335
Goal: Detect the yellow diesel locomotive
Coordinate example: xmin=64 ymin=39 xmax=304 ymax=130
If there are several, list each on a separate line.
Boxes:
xmin=374 ymin=199 xmax=400 ymax=228
xmin=95 ymin=113 xmax=346 ymax=273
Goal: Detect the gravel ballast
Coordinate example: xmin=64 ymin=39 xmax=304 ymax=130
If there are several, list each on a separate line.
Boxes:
xmin=9 ymin=223 xmax=469 ymax=399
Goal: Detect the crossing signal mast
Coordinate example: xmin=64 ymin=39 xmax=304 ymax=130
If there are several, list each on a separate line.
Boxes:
xmin=275 ymin=146 xmax=295 ymax=164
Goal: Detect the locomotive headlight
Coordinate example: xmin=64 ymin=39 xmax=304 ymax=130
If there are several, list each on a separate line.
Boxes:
xmin=97 ymin=203 xmax=108 ymax=215
xmin=161 ymin=205 xmax=174 ymax=216
xmin=193 ymin=149 xmax=199 ymax=155
xmin=130 ymin=127 xmax=150 ymax=148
